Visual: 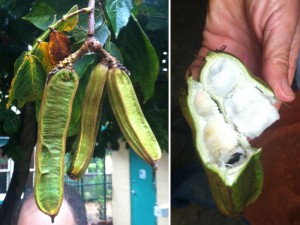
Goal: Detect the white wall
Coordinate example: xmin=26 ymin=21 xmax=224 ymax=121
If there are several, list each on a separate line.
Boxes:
xmin=111 ymin=142 xmax=131 ymax=225
xmin=112 ymin=143 xmax=169 ymax=225
xmin=156 ymin=152 xmax=170 ymax=225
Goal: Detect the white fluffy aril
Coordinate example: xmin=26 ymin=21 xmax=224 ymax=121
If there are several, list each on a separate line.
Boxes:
xmin=195 ymin=51 xmax=279 ymax=171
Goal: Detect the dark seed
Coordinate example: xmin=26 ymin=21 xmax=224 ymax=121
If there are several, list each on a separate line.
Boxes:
xmin=226 ymin=152 xmax=245 ymax=166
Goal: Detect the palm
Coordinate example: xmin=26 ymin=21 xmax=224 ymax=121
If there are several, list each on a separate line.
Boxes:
xmin=190 ymin=0 xmax=300 ymax=103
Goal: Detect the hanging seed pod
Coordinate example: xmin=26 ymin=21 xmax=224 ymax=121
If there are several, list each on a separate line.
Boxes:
xmin=35 ymin=68 xmax=78 ymax=222
xmin=67 ymin=63 xmax=108 ymax=179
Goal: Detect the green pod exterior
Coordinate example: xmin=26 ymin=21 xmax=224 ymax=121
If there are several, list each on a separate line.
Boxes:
xmin=205 ymin=150 xmax=263 ymax=216
xmin=106 ymin=68 xmax=162 ymax=168
xmin=35 ymin=68 xmax=79 ymax=220
xmin=106 ymin=70 xmax=152 ymax=164
xmin=67 ymin=63 xmax=108 ymax=180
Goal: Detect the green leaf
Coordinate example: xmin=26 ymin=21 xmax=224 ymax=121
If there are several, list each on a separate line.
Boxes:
xmin=74 ymin=53 xmax=97 ymax=78
xmin=34 ymin=41 xmax=54 ymax=73
xmin=104 ymin=41 xmax=123 ymax=64
xmin=135 ymin=0 xmax=168 ymax=31
xmin=105 ymin=0 xmax=133 ymax=37
xmin=95 ymin=23 xmax=110 ymax=46
xmin=0 ymin=0 xmax=14 ymax=10
xmin=22 ymin=2 xmax=56 ymax=30
xmin=0 ymin=101 xmax=20 ymax=134
xmin=14 ymin=52 xmax=26 ymax=74
xmin=23 ymin=1 xmax=79 ymax=31
xmin=118 ymin=15 xmax=159 ymax=101
xmin=72 ymin=39 xmax=85 ymax=52
xmin=71 ymin=8 xmax=109 ymax=45
xmin=56 ymin=5 xmax=79 ymax=32
xmin=3 ymin=110 xmax=20 ymax=134
xmin=8 ymin=54 xmax=47 ymax=108
xmin=35 ymin=99 xmax=41 ymax=121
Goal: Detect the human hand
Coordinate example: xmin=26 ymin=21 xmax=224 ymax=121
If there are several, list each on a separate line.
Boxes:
xmin=188 ymin=0 xmax=300 ymax=104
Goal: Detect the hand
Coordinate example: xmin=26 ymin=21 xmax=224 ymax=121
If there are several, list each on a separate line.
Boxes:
xmin=188 ymin=0 xmax=300 ymax=104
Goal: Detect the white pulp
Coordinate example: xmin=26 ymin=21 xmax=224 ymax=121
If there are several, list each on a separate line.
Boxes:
xmin=193 ymin=86 xmax=250 ymax=168
xmin=207 ymin=59 xmax=241 ymax=97
xmin=204 ymin=115 xmax=238 ymax=163
xmin=205 ymin=56 xmax=279 ymax=139
xmin=224 ymin=86 xmax=279 ymax=138
xmin=193 ymin=55 xmax=279 ymax=171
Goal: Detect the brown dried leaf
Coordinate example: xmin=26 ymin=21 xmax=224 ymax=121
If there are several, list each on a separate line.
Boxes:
xmin=49 ymin=31 xmax=71 ymax=65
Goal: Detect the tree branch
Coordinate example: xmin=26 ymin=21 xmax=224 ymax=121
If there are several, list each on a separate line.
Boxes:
xmin=45 ymin=0 xmax=128 ymax=80
xmin=87 ymin=0 xmax=96 ymax=41
xmin=31 ymin=7 xmax=92 ymax=53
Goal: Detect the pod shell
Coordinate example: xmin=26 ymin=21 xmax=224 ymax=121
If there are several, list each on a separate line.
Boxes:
xmin=180 ymin=68 xmax=264 ymax=216
xmin=106 ymin=68 xmax=162 ymax=167
xmin=67 ymin=63 xmax=108 ymax=179
xmin=35 ymin=68 xmax=79 ymax=218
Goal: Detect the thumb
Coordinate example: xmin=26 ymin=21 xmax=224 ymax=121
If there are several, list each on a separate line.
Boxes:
xmin=262 ymin=11 xmax=299 ymax=103
xmin=262 ymin=54 xmax=295 ymax=103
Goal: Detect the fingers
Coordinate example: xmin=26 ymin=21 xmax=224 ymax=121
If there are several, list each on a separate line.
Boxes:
xmin=262 ymin=3 xmax=300 ymax=103
xmin=186 ymin=47 xmax=209 ymax=80
xmin=187 ymin=0 xmax=300 ymax=106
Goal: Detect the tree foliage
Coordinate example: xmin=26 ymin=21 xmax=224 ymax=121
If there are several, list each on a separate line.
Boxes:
xmin=0 ymin=0 xmax=168 ymax=160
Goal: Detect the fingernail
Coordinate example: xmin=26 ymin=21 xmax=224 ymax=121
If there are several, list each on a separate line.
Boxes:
xmin=281 ymin=79 xmax=295 ymax=97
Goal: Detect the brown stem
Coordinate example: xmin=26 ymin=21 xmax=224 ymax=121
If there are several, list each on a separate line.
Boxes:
xmin=87 ymin=0 xmax=96 ymax=40
xmin=47 ymin=37 xmax=130 ymax=81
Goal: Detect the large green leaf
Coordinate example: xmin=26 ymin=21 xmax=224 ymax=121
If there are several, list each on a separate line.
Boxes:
xmin=8 ymin=54 xmax=47 ymax=108
xmin=22 ymin=2 xmax=56 ymax=30
xmin=118 ymin=15 xmax=159 ymax=101
xmin=105 ymin=0 xmax=133 ymax=37
xmin=22 ymin=1 xmax=79 ymax=31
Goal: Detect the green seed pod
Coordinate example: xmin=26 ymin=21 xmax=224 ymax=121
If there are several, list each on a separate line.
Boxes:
xmin=67 ymin=63 xmax=108 ymax=180
xmin=35 ymin=68 xmax=79 ymax=221
xmin=106 ymin=67 xmax=162 ymax=168
xmin=180 ymin=51 xmax=279 ymax=216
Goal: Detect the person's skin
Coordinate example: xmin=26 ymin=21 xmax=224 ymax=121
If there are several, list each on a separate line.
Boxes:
xmin=17 ymin=196 xmax=76 ymax=225
xmin=188 ymin=0 xmax=300 ymax=106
